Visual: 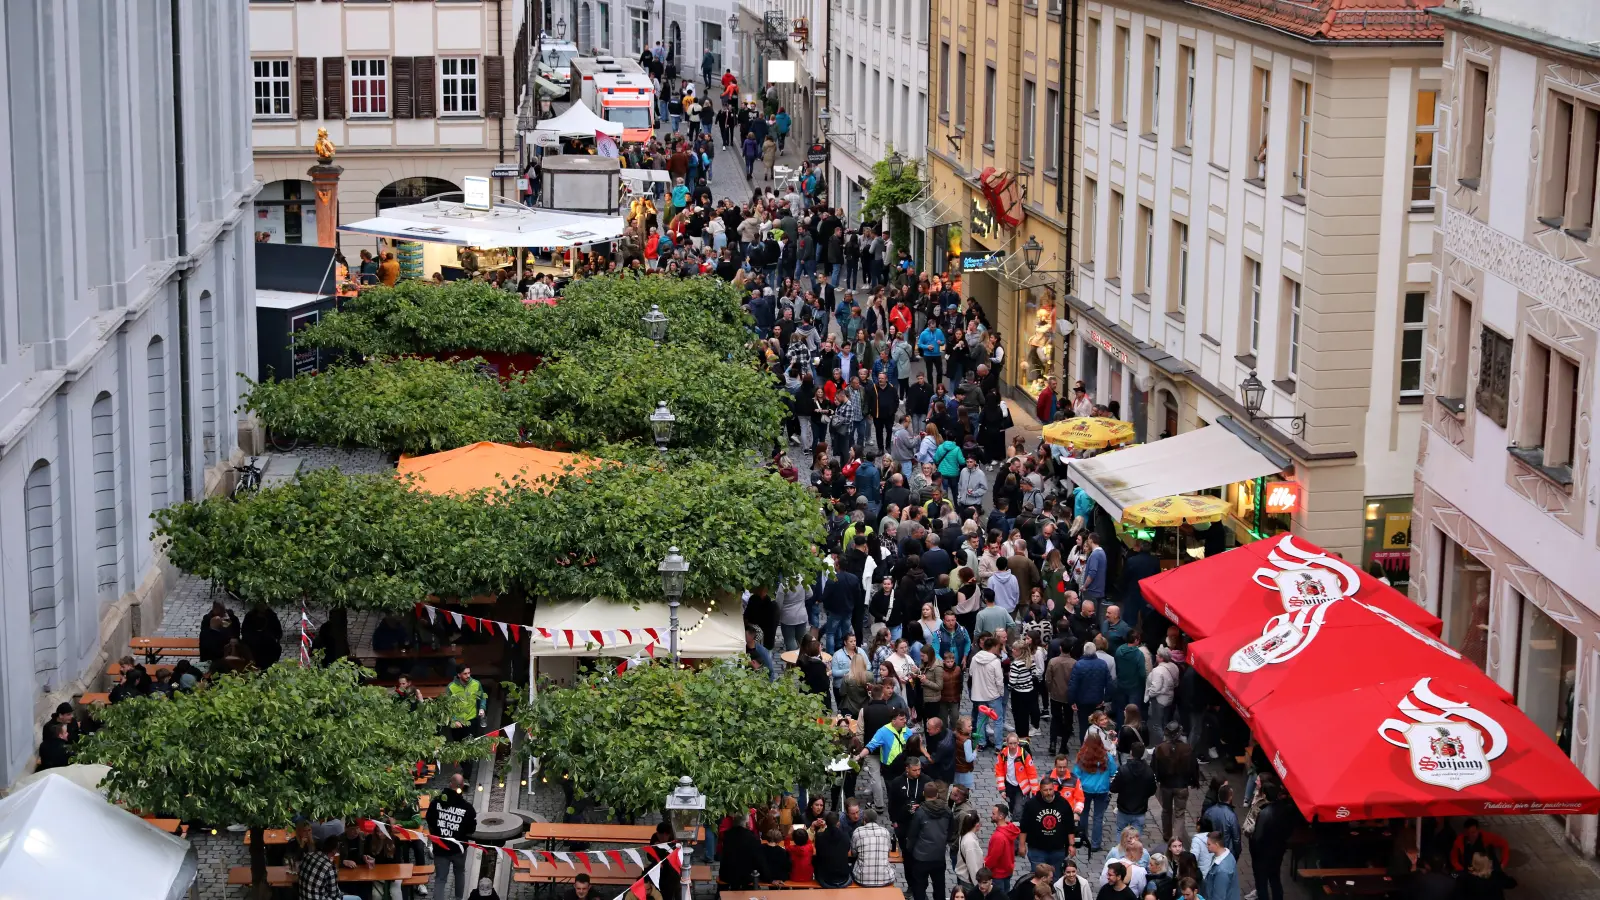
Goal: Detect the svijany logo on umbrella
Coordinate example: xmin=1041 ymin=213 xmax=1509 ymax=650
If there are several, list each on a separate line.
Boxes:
xmin=1379 ymin=677 xmax=1507 ymax=791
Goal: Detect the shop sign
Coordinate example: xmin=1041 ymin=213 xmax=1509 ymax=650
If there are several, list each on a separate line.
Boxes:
xmin=960 ymin=250 xmax=1005 ymax=273
xmin=1086 ymin=328 xmax=1132 ymax=366
xmin=463 ymin=175 xmax=492 ymax=210
xmin=1263 ymin=480 xmax=1302 ymax=514
xmin=806 ymin=143 xmax=829 ymax=165
xmin=970 ymin=197 xmax=1000 ymax=240
xmin=1383 ymin=512 xmax=1412 ymax=550
xmin=490 ymin=164 xmax=519 ymax=178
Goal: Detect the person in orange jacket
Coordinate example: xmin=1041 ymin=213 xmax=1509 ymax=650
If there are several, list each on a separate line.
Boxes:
xmin=1042 ymin=751 xmax=1087 ymax=818
xmin=994 ymin=731 xmax=1039 ymax=815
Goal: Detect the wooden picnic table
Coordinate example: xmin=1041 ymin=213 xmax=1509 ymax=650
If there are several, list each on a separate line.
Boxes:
xmin=522 ymin=823 xmax=703 ymax=845
xmin=719 ymin=889 xmax=902 ymax=900
xmin=130 ymin=637 xmax=200 ymax=658
xmin=226 ymin=862 xmax=416 ymax=886
xmin=779 ymin=649 xmax=833 ymax=665
xmin=1319 ymin=874 xmax=1397 ymax=896
xmin=79 ymin=692 xmax=110 ymax=706
xmin=142 ymin=817 xmax=183 ymax=834
xmin=242 ymin=828 xmax=292 ymax=845
xmin=1298 ymin=867 xmax=1389 ymax=879
xmin=513 ymin=861 xmax=712 ymax=885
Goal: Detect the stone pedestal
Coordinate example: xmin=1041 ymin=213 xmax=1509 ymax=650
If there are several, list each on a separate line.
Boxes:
xmin=307 ymin=162 xmax=343 ymax=249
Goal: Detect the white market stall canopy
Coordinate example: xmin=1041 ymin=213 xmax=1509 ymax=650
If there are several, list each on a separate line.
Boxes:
xmin=1067 ymin=424 xmax=1284 ymax=517
xmin=530 ymin=599 xmax=744 ymax=658
xmin=528 ymin=100 xmax=624 ymax=138
xmin=619 ymin=168 xmax=672 ymax=185
xmin=0 ymin=773 xmax=197 ymax=900
xmin=339 ymin=201 xmax=624 ymax=249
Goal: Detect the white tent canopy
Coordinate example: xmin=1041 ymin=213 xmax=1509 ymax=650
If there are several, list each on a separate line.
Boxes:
xmin=530 ymin=599 xmax=744 ymax=658
xmin=0 ymin=773 xmax=196 ymax=900
xmin=338 ymin=201 xmax=624 ymax=249
xmin=527 ymin=100 xmax=624 ymax=138
xmin=1067 ymin=425 xmax=1284 ymax=517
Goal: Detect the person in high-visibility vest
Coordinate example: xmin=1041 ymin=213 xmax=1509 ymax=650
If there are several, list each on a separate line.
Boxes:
xmin=859 ymin=707 xmax=910 ymax=774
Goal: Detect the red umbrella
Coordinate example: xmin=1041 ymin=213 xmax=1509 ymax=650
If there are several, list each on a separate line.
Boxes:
xmin=1139 ymin=534 xmax=1442 ymax=641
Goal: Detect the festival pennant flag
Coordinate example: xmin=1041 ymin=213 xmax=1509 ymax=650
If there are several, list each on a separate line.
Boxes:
xmin=624 ymin=848 xmax=643 ymax=869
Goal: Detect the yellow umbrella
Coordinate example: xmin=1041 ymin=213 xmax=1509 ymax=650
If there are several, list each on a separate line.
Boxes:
xmin=1121 ymin=494 xmax=1229 ymax=527
xmin=1042 ymin=416 xmax=1135 ymax=449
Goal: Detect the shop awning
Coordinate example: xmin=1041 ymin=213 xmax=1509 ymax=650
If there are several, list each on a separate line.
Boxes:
xmin=898 ymin=187 xmax=960 ymax=231
xmin=1067 ymin=425 xmax=1284 ymax=518
xmin=338 ymin=201 xmax=624 ymax=249
xmin=1163 ymin=535 xmax=1600 ymax=821
xmin=528 ymin=598 xmax=744 ymax=658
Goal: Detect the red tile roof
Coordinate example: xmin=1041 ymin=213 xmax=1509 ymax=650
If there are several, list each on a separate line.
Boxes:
xmin=1185 ymin=0 xmax=1445 ymax=41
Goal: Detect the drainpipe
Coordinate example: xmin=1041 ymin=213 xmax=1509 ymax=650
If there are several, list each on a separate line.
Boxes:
xmin=170 ymin=0 xmax=194 ymax=501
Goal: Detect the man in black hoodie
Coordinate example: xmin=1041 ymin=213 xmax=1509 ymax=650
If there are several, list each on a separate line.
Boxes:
xmin=1108 ymin=742 xmax=1158 ymax=839
xmin=1247 ymin=781 xmax=1302 ymax=900
xmin=904 ymin=781 xmax=951 ymax=900
xmin=887 ymin=756 xmax=932 ymax=846
xmin=426 ymin=774 xmax=477 ymax=897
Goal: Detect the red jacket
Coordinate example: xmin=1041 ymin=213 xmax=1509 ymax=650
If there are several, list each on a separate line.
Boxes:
xmin=1450 ymin=830 xmax=1510 ymax=872
xmin=984 ymin=820 xmax=1021 ymax=880
xmin=890 ymin=305 xmax=914 ymax=336
xmin=785 ymin=841 xmax=814 ymax=883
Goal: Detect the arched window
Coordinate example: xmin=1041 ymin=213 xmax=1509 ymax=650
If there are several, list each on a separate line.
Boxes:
xmin=376 ymin=177 xmax=462 ymax=213
xmin=199 ymin=291 xmax=217 ymax=466
xmin=92 ymin=391 xmax=120 ymax=599
xmin=669 ymin=22 xmax=682 ymax=62
xmin=148 ymin=337 xmax=169 ymax=510
xmin=25 ymin=461 xmax=58 ymax=689
xmin=579 ymin=2 xmax=593 ymax=51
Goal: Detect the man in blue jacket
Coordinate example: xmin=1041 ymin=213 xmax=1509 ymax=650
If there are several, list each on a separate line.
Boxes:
xmin=1204 ymin=830 xmax=1242 ymax=900
xmin=917 ymin=323 xmax=946 ymax=385
xmin=818 ymin=555 xmax=863 ymax=652
xmin=929 ymin=611 xmax=971 ymax=663
xmin=1067 ymin=641 xmax=1111 ymax=741
xmin=1080 ymin=534 xmax=1108 ymax=604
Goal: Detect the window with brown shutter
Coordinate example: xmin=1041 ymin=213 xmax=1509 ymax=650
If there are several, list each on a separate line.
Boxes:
xmin=297 ymin=58 xmax=318 ymax=120
xmin=323 ymin=56 xmax=345 ymax=119
xmin=484 ymin=56 xmax=505 ymax=118
xmin=393 ymin=56 xmax=414 ymax=118
xmin=415 ymin=55 xmax=437 ymax=118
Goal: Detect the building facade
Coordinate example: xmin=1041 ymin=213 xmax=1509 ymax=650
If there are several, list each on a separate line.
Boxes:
xmin=0 ymin=0 xmax=256 ymax=784
xmin=545 ymin=0 xmax=741 ymax=86
xmin=1415 ymin=0 xmax=1600 ymax=853
xmin=926 ymin=0 xmax=1073 ymax=404
xmin=1065 ymin=0 xmax=1442 ymax=565
xmin=824 ymin=0 xmax=929 ymax=222
xmin=736 ymin=0 xmax=829 ymax=152
xmin=249 ymin=0 xmax=527 ymax=240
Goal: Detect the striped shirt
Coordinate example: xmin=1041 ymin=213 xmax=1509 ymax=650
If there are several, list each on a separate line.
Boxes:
xmin=1008 ymin=659 xmax=1037 ymax=692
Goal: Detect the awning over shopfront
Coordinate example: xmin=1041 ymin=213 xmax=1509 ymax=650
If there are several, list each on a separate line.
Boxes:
xmin=1067 ymin=425 xmax=1284 ymax=518
xmin=1156 ymin=534 xmax=1600 ymax=821
xmin=898 ymin=186 xmax=960 ymax=231
xmin=338 ymin=201 xmax=624 ymax=249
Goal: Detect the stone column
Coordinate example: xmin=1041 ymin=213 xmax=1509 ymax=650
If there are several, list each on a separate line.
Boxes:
xmin=307 ymin=162 xmax=343 ymax=249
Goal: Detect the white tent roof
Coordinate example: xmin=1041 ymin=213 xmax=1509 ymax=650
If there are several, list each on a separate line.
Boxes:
xmin=0 ymin=773 xmax=196 ymax=900
xmin=530 ymin=599 xmax=744 ymax=658
xmin=1067 ymin=425 xmax=1284 ymax=517
xmin=528 ymin=100 xmax=624 ymax=138
xmin=338 ymin=201 xmax=624 ymax=249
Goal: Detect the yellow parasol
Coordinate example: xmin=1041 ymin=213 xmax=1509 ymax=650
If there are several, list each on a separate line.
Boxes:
xmin=1042 ymin=416 xmax=1136 ymax=449
xmin=1120 ymin=494 xmax=1229 ymax=527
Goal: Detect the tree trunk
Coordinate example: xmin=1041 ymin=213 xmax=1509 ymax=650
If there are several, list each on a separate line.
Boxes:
xmin=249 ymin=826 xmax=271 ymax=900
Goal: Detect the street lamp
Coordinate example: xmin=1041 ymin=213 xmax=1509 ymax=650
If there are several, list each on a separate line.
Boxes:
xmin=1021 ymin=235 xmax=1044 ymax=271
xmin=556 ymin=18 xmax=567 ymax=39
xmin=649 ymin=401 xmax=676 ymax=450
xmin=664 ymin=774 xmax=706 ymax=900
xmin=657 ymin=545 xmax=689 ymax=662
xmin=1238 ymin=369 xmax=1307 ymax=436
xmin=642 ymin=303 xmax=669 ymax=343
xmin=887 ymin=150 xmax=906 ymax=180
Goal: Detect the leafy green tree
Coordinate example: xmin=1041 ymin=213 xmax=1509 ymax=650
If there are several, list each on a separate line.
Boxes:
xmin=296 ymin=280 xmax=543 ymax=357
xmin=515 ymin=662 xmax=840 ymax=819
xmin=154 ymin=463 xmax=825 ymax=612
xmin=860 ymin=149 xmax=922 ymax=250
xmin=77 ymin=661 xmax=468 ymax=898
xmin=528 ymin=274 xmax=754 ymax=359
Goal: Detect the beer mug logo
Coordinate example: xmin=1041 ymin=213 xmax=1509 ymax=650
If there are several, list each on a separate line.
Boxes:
xmin=1251 ymin=535 xmax=1362 ymax=614
xmin=1379 ymin=677 xmax=1506 ymax=791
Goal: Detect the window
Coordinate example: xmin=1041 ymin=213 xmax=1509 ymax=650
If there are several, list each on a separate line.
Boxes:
xmin=1137 ymin=204 xmax=1154 ymax=294
xmin=1110 ymin=190 xmax=1125 ymax=279
xmin=147 ymin=337 xmax=169 ymax=511
xmin=440 ymin=57 xmax=479 ymax=115
xmin=1085 ymin=18 xmax=1100 ymax=116
xmin=1474 ymin=326 xmax=1512 ymax=427
xmin=956 ymin=51 xmax=968 ymax=130
xmin=1516 ymin=600 xmax=1577 ymax=747
xmin=984 ymin=64 xmax=997 ymax=147
xmin=1517 ymin=339 xmax=1581 ymax=472
xmin=1021 ymin=79 xmax=1037 ymax=165
xmin=1246 ymin=259 xmax=1262 ymax=355
xmin=629 ymin=8 xmax=650 ymax=55
xmin=253 ymin=59 xmax=292 ymax=117
xmin=1045 ymin=88 xmax=1061 ymax=175
xmin=1413 ymin=89 xmax=1438 ymax=205
xmin=1143 ymin=35 xmax=1160 ymax=135
xmin=1460 ymin=64 xmax=1489 ymax=185
xmin=1399 ymin=291 xmax=1426 ymax=397
xmin=1440 ymin=537 xmax=1491 ymax=671
xmin=1442 ymin=294 xmax=1473 ymax=403
xmin=1284 ymin=278 xmax=1303 ymax=378
xmin=939 ymin=42 xmax=950 ymax=119
xmin=871 ymin=69 xmax=880 ymax=129
xmin=1083 ymin=178 xmax=1098 ymax=265
xmin=349 ymin=58 xmax=388 ymax=116
xmin=1180 ymin=45 xmax=1195 ymax=147
xmin=1114 ymin=26 xmax=1130 ymax=125
xmin=1538 ymin=92 xmax=1600 ymax=238
xmin=1250 ymin=66 xmax=1271 ymax=180
xmin=1290 ymin=80 xmax=1311 ymax=194
xmin=1171 ymin=221 xmax=1189 ymax=313
xmin=599 ymin=3 xmax=612 ymax=52
xmin=25 ymin=460 xmax=58 ymax=689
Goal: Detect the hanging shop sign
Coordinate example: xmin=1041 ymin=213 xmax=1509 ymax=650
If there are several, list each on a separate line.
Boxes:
xmin=979 ymin=167 xmax=1024 ymax=228
xmin=1263 ymin=480 xmax=1303 ymax=515
xmin=970 ymin=197 xmax=1000 ymax=241
xmin=806 ymin=143 xmax=829 ymax=165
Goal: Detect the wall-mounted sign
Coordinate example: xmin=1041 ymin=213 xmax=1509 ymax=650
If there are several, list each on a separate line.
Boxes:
xmin=1086 ymin=328 xmax=1132 ymax=366
xmin=1263 ymin=481 xmax=1303 ymax=515
xmin=806 ymin=143 xmax=829 ymax=165
xmin=462 ymin=175 xmax=492 ymax=210
xmin=970 ymin=196 xmax=1000 ymax=240
xmin=961 ymin=251 xmax=1005 ymax=272
xmin=1383 ymin=512 xmax=1412 ymax=549
xmin=490 ymin=164 xmax=519 ymax=178
xmin=767 ymin=60 xmax=796 ymax=84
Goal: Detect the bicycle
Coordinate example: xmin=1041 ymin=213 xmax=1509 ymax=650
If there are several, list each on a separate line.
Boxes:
xmin=232 ymin=456 xmax=265 ymax=496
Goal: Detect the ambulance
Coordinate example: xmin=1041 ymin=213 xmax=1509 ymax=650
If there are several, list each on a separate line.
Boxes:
xmin=570 ymin=57 xmax=656 ymax=143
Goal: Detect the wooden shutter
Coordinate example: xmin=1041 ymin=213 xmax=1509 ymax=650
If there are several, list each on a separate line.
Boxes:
xmin=296 ymin=57 xmax=318 ymax=120
xmin=414 ymin=56 xmax=436 ymax=118
xmin=1474 ymin=327 xmax=1513 ymax=428
xmin=392 ymin=56 xmax=414 ymax=118
xmin=484 ymin=55 xmax=505 ymax=118
xmin=323 ymin=56 xmax=345 ymax=119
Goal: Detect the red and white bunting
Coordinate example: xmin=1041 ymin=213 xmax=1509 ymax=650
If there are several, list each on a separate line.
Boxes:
xmin=614 ymin=644 xmax=658 ymax=675
xmin=366 ymin=819 xmax=677 ymax=868
xmin=298 ymin=604 xmax=313 ymax=668
xmin=416 ymin=604 xmax=668 ymax=650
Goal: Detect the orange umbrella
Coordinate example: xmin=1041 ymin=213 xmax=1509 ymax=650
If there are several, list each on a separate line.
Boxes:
xmin=396 ymin=442 xmax=596 ymax=499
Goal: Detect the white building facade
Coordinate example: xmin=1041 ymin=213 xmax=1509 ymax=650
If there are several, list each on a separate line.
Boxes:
xmin=1415 ymin=0 xmax=1600 ymax=853
xmin=545 ymin=0 xmax=741 ymax=89
xmin=825 ymin=0 xmax=929 ymax=221
xmin=0 ymin=0 xmax=256 ymax=784
xmin=736 ymin=0 xmax=830 ymax=151
xmin=249 ymin=0 xmax=527 ymax=238
xmin=1071 ymin=0 xmax=1441 ymax=565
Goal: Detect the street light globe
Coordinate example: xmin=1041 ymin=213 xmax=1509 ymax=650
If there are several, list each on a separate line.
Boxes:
xmin=556 ymin=19 xmax=568 ymax=39
xmin=887 ymin=150 xmax=906 ymax=180
xmin=1239 ymin=370 xmax=1268 ymax=416
xmin=649 ymin=400 xmax=677 ymax=448
xmin=658 ymin=546 xmax=689 ymax=603
xmin=1021 ymin=235 xmax=1044 ymax=271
